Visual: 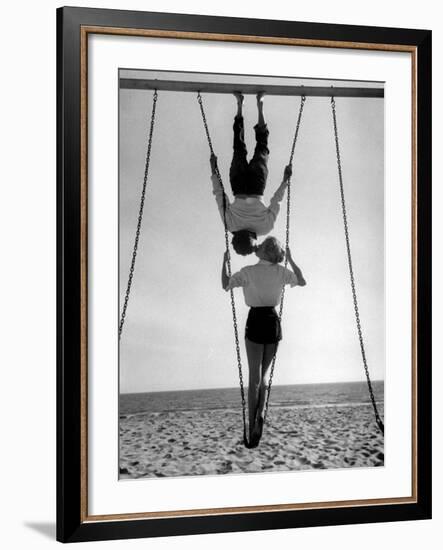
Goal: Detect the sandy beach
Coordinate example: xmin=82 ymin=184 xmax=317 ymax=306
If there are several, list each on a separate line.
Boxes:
xmin=119 ymin=403 xmax=384 ymax=479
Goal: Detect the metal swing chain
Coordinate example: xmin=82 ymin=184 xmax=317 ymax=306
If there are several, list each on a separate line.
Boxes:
xmin=119 ymin=90 xmax=158 ymax=338
xmin=331 ymin=96 xmax=384 ymax=434
xmin=197 ymin=92 xmax=249 ymax=443
xmin=263 ymin=95 xmax=306 ymax=425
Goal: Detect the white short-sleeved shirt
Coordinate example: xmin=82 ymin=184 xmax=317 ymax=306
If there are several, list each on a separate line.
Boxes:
xmin=211 ymin=175 xmax=286 ymax=236
xmin=226 ymin=260 xmax=299 ymax=307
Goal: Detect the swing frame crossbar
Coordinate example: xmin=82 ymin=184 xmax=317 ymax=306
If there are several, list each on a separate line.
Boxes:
xmin=120 ymin=78 xmax=384 ymax=98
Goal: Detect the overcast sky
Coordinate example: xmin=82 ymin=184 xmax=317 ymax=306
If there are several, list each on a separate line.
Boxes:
xmin=119 ymin=70 xmax=384 ymax=393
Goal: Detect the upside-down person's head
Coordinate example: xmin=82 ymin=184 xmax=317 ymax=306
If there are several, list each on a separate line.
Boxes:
xmin=256 ymin=236 xmax=285 ymax=264
xmin=231 ymin=230 xmax=257 ymax=256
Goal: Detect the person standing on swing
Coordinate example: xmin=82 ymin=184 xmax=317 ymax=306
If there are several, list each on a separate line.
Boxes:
xmin=210 ymin=92 xmax=293 ymax=256
xmin=221 ymin=237 xmax=306 ymax=447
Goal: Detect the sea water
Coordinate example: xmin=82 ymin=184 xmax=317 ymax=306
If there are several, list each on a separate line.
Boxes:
xmin=119 ymin=380 xmax=384 ymax=416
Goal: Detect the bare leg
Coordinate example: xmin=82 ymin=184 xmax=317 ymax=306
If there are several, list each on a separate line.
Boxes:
xmin=249 ymin=343 xmax=278 ymax=444
xmin=247 ymin=92 xmax=269 ymax=196
xmin=245 ymin=338 xmax=264 ymax=440
xmin=234 ymin=92 xmax=244 ymax=117
xmin=256 ymin=92 xmax=265 ymax=126
xmin=230 ymin=93 xmax=248 ymax=195
xmin=256 ymin=343 xmax=278 ymax=422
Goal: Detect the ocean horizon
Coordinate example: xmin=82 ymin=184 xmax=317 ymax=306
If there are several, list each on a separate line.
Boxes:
xmin=119 ymin=380 xmax=384 ymax=416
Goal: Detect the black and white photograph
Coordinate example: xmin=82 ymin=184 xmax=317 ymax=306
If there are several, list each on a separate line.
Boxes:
xmin=118 ymin=69 xmax=385 ymax=480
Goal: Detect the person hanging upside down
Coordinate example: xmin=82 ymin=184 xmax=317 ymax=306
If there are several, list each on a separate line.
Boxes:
xmin=210 ymin=92 xmax=293 ymax=256
xmin=221 ymin=237 xmax=306 ymax=447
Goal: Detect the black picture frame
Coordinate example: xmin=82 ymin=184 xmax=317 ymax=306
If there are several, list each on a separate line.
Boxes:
xmin=57 ymin=6 xmax=432 ymax=543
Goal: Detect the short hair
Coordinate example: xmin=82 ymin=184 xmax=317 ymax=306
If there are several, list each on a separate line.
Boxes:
xmin=261 ymin=236 xmax=285 ymax=264
xmin=231 ymin=230 xmax=257 ymax=256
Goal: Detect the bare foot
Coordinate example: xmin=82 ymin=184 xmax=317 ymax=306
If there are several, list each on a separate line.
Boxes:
xmin=256 ymin=92 xmax=265 ymax=125
xmin=234 ymin=92 xmax=244 ymax=117
xmin=234 ymin=91 xmax=244 ymax=104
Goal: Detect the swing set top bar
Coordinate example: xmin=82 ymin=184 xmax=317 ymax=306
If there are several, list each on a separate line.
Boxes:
xmin=120 ymin=78 xmax=384 ymax=98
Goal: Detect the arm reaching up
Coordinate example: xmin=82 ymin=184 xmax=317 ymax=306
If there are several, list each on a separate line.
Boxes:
xmin=210 ymin=153 xmax=219 ymax=175
xmin=210 ymin=154 xmax=231 ymax=226
xmin=222 ymin=252 xmax=248 ymax=292
xmin=221 ymin=250 xmax=230 ymax=290
xmin=286 ymin=247 xmax=306 ymax=286
xmin=268 ymin=164 xmax=292 ymax=218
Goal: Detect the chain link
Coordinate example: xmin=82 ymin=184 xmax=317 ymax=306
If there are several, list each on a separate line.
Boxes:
xmin=331 ymin=96 xmax=384 ymax=434
xmin=197 ymin=92 xmax=249 ymax=443
xmin=263 ymin=95 xmax=306 ymax=424
xmin=197 ymin=93 xmax=309 ymax=442
xmin=119 ymin=90 xmax=158 ymax=338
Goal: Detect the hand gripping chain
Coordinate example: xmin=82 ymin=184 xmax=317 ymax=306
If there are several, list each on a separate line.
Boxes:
xmin=197 ymin=92 xmax=251 ymax=445
xmin=197 ymin=93 xmax=307 ymax=445
xmin=262 ymin=96 xmax=306 ymax=426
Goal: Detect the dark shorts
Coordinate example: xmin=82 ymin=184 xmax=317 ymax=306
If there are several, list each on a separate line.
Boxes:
xmin=229 ymin=115 xmax=269 ymax=196
xmin=245 ymin=307 xmax=282 ymax=344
